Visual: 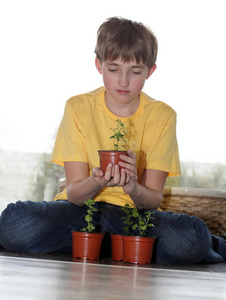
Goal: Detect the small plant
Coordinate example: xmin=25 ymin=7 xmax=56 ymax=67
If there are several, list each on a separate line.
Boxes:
xmin=80 ymin=199 xmax=98 ymax=233
xmin=121 ymin=204 xmax=154 ymax=236
xmin=110 ymin=119 xmax=127 ymax=151
xmin=121 ymin=204 xmax=138 ymax=235
xmin=132 ymin=210 xmax=155 ymax=236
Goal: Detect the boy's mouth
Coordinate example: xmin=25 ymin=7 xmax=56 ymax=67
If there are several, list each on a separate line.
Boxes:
xmin=116 ymin=90 xmax=130 ymax=95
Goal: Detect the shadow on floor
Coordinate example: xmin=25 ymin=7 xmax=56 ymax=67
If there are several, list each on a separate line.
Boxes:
xmin=1 ymin=245 xmax=226 ymax=274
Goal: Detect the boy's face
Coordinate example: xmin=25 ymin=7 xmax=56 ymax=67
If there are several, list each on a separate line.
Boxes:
xmin=95 ymin=57 xmax=156 ymax=107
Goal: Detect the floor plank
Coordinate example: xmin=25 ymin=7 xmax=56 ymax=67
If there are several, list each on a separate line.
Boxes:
xmin=1 ymin=256 xmax=226 ymax=300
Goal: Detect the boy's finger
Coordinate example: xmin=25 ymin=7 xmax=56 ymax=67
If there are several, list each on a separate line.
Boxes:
xmin=104 ymin=163 xmax=113 ymax=180
xmin=119 ymin=168 xmax=127 ymax=185
xmin=127 ymin=149 xmax=136 ymax=158
xmin=92 ymin=167 xmax=103 ymax=177
xmin=112 ymin=165 xmax=120 ymax=184
xmin=120 ymin=152 xmax=136 ymax=164
xmin=125 ymin=173 xmax=131 ymax=184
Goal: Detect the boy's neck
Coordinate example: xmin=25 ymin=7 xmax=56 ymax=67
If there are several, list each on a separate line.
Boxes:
xmin=104 ymin=93 xmax=140 ymax=118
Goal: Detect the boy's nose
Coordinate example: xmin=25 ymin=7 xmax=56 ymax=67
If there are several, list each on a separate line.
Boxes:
xmin=119 ymin=74 xmax=129 ymax=87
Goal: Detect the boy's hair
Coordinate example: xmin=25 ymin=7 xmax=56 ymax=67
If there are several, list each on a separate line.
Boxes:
xmin=95 ymin=17 xmax=158 ymax=69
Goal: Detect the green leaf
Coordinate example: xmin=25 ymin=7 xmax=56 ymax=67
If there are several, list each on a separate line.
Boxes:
xmin=88 ymin=224 xmax=95 ymax=232
xmin=109 ymin=119 xmax=127 ymax=151
xmin=88 ymin=199 xmax=95 ymax=205
xmin=132 ymin=212 xmax=139 ymax=218
xmin=85 ymin=215 xmax=92 ymax=222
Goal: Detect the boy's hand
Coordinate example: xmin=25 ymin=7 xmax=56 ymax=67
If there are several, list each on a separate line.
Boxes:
xmin=92 ymin=150 xmax=138 ymax=194
xmin=91 ymin=163 xmax=117 ymax=187
xmin=92 ymin=162 xmax=127 ymax=187
xmin=118 ymin=150 xmax=138 ymax=195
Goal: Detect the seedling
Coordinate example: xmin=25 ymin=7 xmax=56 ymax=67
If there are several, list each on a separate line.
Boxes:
xmin=121 ymin=204 xmax=154 ymax=236
xmin=110 ymin=119 xmax=127 ymax=151
xmin=80 ymin=199 xmax=98 ymax=233
xmin=132 ymin=210 xmax=154 ymax=236
xmin=120 ymin=203 xmax=136 ymax=235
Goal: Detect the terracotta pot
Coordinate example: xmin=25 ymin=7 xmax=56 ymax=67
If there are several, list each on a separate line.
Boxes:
xmin=98 ymin=151 xmax=128 ymax=175
xmin=123 ymin=236 xmax=155 ymax=264
xmin=71 ymin=231 xmax=104 ymax=260
xmin=110 ymin=234 xmax=123 ymax=261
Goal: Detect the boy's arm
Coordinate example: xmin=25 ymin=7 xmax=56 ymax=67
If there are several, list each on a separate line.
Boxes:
xmin=130 ymin=169 xmax=167 ymax=210
xmin=119 ymin=151 xmax=167 ymax=210
xmin=64 ymin=161 xmax=116 ymax=206
xmin=64 ymin=155 xmax=167 ymax=209
xmin=64 ymin=161 xmax=96 ymax=206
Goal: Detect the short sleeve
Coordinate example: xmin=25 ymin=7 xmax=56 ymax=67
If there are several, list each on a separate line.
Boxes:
xmin=51 ymin=100 xmax=88 ymax=166
xmin=147 ymin=113 xmax=181 ymax=177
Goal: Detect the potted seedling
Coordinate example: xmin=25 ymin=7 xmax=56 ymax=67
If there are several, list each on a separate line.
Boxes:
xmin=120 ymin=204 xmax=156 ymax=264
xmin=98 ymin=119 xmax=128 ymax=175
xmin=71 ymin=199 xmax=104 ymax=260
xmin=110 ymin=203 xmax=134 ymax=261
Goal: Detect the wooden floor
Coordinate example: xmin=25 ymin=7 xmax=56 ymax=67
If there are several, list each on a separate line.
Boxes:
xmin=1 ymin=250 xmax=226 ymax=300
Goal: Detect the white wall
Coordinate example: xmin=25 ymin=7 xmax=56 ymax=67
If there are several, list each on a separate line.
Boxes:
xmin=1 ymin=0 xmax=225 ymax=163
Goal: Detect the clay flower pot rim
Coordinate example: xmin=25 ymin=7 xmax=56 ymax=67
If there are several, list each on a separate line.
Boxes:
xmin=110 ymin=233 xmax=125 ymax=236
xmin=98 ymin=150 xmax=127 ymax=153
xmin=71 ymin=230 xmax=104 ymax=237
xmin=123 ymin=235 xmax=156 ymax=239
xmin=111 ymin=234 xmax=156 ymax=238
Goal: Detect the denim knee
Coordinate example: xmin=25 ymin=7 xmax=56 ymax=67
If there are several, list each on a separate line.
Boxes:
xmin=0 ymin=202 xmax=19 ymax=250
xmin=153 ymin=211 xmax=217 ymax=264
xmin=0 ymin=201 xmax=40 ymax=251
xmin=174 ymin=215 xmax=212 ymax=264
xmin=0 ymin=200 xmax=102 ymax=253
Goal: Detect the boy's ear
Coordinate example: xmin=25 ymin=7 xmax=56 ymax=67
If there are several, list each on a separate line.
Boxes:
xmin=146 ymin=64 xmax=157 ymax=79
xmin=95 ymin=57 xmax=102 ymax=74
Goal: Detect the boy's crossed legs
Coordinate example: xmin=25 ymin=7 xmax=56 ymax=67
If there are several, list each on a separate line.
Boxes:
xmin=0 ymin=200 xmax=225 ymax=264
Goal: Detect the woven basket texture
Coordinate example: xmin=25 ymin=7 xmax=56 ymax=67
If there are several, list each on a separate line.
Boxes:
xmin=161 ymin=187 xmax=226 ymax=236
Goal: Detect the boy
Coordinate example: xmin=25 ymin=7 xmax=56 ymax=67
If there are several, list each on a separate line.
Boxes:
xmin=0 ymin=17 xmax=225 ymax=264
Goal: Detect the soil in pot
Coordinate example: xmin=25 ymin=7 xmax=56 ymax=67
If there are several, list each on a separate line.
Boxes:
xmin=110 ymin=234 xmax=123 ymax=261
xmin=123 ymin=236 xmax=155 ymax=264
xmin=98 ymin=151 xmax=128 ymax=175
xmin=71 ymin=231 xmax=104 ymax=260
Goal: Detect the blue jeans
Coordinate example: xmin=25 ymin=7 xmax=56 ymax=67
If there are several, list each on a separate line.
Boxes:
xmin=0 ymin=200 xmax=225 ymax=264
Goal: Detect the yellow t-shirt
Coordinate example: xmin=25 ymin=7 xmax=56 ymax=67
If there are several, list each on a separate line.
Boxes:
xmin=51 ymin=87 xmax=181 ymax=206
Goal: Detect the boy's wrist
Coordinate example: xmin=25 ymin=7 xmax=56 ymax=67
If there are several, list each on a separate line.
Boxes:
xmin=90 ymin=174 xmax=103 ymax=188
xmin=128 ymin=184 xmax=139 ymax=199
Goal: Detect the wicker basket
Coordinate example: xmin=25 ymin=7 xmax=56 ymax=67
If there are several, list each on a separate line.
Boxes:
xmin=161 ymin=186 xmax=226 ymax=236
xmin=57 ymin=179 xmax=226 ymax=236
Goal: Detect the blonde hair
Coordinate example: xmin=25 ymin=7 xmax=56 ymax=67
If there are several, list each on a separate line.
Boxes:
xmin=95 ymin=17 xmax=158 ymax=69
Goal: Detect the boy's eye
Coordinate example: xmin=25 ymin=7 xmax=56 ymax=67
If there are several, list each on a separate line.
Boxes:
xmin=133 ymin=71 xmax=142 ymax=75
xmin=108 ymin=69 xmax=117 ymax=72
